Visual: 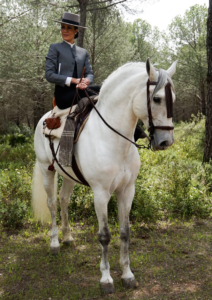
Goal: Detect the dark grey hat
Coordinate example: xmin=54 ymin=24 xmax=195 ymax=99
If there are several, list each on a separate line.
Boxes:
xmin=53 ymin=12 xmax=87 ymax=29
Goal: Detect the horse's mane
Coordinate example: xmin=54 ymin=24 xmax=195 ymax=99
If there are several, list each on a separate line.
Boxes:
xmin=101 ymin=62 xmax=146 ymax=88
xmin=100 ymin=62 xmax=174 ymax=98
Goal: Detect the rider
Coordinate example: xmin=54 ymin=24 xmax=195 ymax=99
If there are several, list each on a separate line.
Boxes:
xmin=45 ymin=11 xmax=100 ymax=110
xmin=46 ymin=11 xmax=146 ymax=142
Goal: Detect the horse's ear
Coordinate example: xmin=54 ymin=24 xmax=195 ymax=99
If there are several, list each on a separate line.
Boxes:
xmin=146 ymin=58 xmax=158 ymax=81
xmin=166 ymin=60 xmax=178 ymax=78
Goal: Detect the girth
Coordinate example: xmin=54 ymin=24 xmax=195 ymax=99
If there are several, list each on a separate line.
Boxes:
xmin=48 ymin=137 xmax=89 ymax=186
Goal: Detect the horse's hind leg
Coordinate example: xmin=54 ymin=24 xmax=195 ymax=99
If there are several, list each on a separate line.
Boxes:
xmin=116 ymin=184 xmax=138 ymax=289
xmin=59 ymin=178 xmax=75 ymax=245
xmin=93 ymin=189 xmax=115 ymax=294
xmin=39 ymin=162 xmax=60 ymax=255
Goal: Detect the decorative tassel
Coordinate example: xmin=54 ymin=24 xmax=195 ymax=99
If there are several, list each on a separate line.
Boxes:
xmin=48 ymin=159 xmax=55 ymax=171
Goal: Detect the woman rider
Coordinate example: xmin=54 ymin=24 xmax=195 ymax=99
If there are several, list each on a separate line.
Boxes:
xmin=45 ymin=11 xmax=99 ymax=110
xmin=46 ymin=11 xmax=147 ymax=141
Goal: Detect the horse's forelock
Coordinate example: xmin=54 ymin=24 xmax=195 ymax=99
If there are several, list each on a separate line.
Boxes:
xmin=151 ymin=69 xmax=175 ymax=99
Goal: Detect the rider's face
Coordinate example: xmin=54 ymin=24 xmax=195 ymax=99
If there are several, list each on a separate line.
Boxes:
xmin=61 ymin=23 xmax=78 ymax=43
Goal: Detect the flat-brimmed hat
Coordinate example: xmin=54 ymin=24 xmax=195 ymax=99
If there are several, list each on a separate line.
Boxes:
xmin=53 ymin=12 xmax=87 ymax=29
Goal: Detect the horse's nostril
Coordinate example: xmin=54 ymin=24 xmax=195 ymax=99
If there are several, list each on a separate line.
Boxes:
xmin=159 ymin=141 xmax=169 ymax=147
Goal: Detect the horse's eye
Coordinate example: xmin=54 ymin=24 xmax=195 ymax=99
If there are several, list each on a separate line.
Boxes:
xmin=153 ymin=97 xmax=161 ymax=104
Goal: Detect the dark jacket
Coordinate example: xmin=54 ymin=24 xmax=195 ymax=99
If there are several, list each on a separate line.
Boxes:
xmin=45 ymin=41 xmax=94 ymax=86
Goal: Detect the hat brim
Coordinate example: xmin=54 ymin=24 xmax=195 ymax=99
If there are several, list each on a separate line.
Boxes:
xmin=53 ymin=20 xmax=87 ymax=29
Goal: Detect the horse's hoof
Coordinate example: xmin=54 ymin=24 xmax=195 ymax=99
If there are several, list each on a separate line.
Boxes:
xmin=100 ymin=282 xmax=115 ymax=294
xmin=122 ymin=277 xmax=139 ymax=289
xmin=50 ymin=246 xmax=60 ymax=255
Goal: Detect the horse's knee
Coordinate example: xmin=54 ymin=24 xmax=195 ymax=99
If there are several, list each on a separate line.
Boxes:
xmin=59 ymin=195 xmax=70 ymax=207
xmin=47 ymin=197 xmax=57 ymax=211
xmin=120 ymin=225 xmax=130 ymax=242
xmin=98 ymin=225 xmax=111 ymax=246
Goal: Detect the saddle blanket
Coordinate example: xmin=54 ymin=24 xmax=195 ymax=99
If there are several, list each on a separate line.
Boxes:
xmin=43 ymin=105 xmax=77 ymax=139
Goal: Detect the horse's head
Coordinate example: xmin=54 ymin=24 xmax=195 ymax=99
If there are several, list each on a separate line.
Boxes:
xmin=133 ymin=58 xmax=177 ymax=151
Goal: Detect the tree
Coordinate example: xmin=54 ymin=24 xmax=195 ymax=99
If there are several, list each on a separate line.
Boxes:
xmin=0 ymin=0 xmax=66 ymax=131
xmin=84 ymin=5 xmax=137 ymax=83
xmin=203 ymin=0 xmax=212 ymax=163
xmin=168 ymin=5 xmax=207 ymax=121
xmin=76 ymin=0 xmax=147 ymax=47
xmin=130 ymin=19 xmax=162 ymax=63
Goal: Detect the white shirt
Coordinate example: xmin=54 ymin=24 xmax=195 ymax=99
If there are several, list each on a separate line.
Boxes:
xmin=63 ymin=40 xmax=75 ymax=86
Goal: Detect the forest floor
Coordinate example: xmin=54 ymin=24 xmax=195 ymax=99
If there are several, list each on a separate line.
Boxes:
xmin=1 ymin=219 xmax=212 ymax=300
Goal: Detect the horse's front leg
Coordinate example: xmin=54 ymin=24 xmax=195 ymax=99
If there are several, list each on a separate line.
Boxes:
xmin=116 ymin=184 xmax=139 ymax=289
xmin=59 ymin=178 xmax=75 ymax=245
xmin=39 ymin=162 xmax=60 ymax=255
xmin=94 ymin=189 xmax=115 ymax=294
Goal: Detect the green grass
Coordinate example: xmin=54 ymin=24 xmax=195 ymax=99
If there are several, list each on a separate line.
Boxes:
xmin=1 ymin=220 xmax=212 ymax=299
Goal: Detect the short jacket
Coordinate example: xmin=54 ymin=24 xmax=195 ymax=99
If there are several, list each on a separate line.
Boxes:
xmin=45 ymin=41 xmax=94 ymax=86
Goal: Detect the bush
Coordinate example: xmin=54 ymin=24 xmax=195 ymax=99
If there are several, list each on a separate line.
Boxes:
xmin=0 ymin=139 xmax=35 ymax=169
xmin=0 ymin=168 xmax=32 ymax=228
xmin=132 ymin=117 xmax=212 ymax=221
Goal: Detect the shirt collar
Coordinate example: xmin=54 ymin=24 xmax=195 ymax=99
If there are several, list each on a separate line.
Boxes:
xmin=63 ymin=40 xmax=75 ymax=48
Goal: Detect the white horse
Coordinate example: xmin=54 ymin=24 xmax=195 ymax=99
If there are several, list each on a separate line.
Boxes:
xmin=32 ymin=58 xmax=177 ymax=293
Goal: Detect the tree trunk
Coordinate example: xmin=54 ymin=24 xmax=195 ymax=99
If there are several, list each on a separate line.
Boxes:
xmin=77 ymin=0 xmax=89 ymax=48
xmin=201 ymin=81 xmax=206 ymax=115
xmin=203 ymin=0 xmax=212 ymax=162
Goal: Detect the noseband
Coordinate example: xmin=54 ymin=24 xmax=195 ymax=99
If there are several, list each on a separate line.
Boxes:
xmin=147 ymin=79 xmax=174 ymax=139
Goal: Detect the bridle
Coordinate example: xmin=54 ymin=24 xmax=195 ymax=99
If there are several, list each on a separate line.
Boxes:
xmin=147 ymin=79 xmax=174 ymax=142
xmin=84 ymin=77 xmax=175 ymax=150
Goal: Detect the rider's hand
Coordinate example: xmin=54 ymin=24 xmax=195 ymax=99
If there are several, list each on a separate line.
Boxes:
xmin=81 ymin=78 xmax=90 ymax=86
xmin=77 ymin=82 xmax=88 ymax=90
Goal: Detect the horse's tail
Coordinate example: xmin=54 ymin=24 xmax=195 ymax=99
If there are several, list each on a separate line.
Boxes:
xmin=31 ymin=160 xmax=57 ymax=224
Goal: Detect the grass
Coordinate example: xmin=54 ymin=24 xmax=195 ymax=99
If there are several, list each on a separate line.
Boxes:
xmin=1 ymin=219 xmax=212 ymax=300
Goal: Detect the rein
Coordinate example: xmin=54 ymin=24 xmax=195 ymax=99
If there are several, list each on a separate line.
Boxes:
xmin=84 ymin=89 xmax=150 ymax=150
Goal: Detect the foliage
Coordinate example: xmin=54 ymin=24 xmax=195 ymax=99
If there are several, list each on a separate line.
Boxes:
xmin=130 ymin=18 xmax=162 ymax=63
xmin=0 ymin=168 xmax=32 ymax=228
xmin=0 ymin=137 xmax=35 ymax=169
xmin=168 ymin=4 xmax=207 ymax=120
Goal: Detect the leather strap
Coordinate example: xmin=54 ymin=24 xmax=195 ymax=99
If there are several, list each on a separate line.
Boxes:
xmin=72 ymin=155 xmax=89 ymax=186
xmin=84 ymin=89 xmax=150 ymax=149
xmin=49 ymin=137 xmax=88 ymax=185
xmin=147 ymin=79 xmax=174 ymax=136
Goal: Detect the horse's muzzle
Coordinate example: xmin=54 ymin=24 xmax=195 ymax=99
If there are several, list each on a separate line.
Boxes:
xmin=151 ymin=130 xmax=174 ymax=151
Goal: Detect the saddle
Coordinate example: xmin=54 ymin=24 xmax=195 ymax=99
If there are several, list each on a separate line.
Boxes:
xmin=74 ymin=96 xmax=97 ymax=142
xmin=43 ymin=95 xmax=98 ymax=141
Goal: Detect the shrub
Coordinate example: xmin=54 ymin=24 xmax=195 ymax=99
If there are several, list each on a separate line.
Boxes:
xmin=0 ymin=168 xmax=32 ymax=228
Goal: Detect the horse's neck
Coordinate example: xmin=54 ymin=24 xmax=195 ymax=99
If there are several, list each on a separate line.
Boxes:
xmin=95 ymin=72 xmax=145 ymax=156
